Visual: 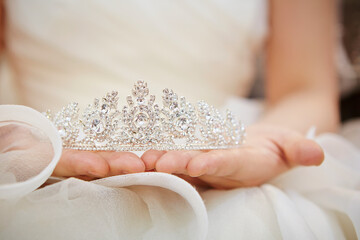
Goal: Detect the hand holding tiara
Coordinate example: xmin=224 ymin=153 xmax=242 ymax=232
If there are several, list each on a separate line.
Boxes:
xmin=46 ymin=81 xmax=323 ymax=189
xmin=45 ymin=80 xmax=246 ymax=152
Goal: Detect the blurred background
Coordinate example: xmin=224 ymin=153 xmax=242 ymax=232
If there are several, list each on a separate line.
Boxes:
xmin=250 ymin=0 xmax=359 ymax=123
xmin=339 ymin=0 xmax=360 ymax=122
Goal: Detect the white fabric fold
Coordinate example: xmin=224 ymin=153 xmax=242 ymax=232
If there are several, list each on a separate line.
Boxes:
xmin=92 ymin=173 xmax=208 ymax=240
xmin=0 ymin=105 xmax=62 ymax=199
xmin=0 ymin=105 xmax=208 ymax=240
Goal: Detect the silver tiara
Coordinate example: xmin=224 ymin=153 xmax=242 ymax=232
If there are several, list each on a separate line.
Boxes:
xmin=44 ymin=81 xmax=245 ymax=151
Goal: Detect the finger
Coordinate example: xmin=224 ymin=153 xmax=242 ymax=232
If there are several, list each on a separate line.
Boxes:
xmin=188 ymin=147 xmax=288 ymax=184
xmin=283 ymin=138 xmax=324 ymax=167
xmin=53 ymin=149 xmax=110 ymax=178
xmin=155 ymin=150 xmax=202 ymax=174
xmin=99 ymin=151 xmax=145 ymax=176
xmin=247 ymin=124 xmax=324 ymax=167
xmin=141 ymin=150 xmax=166 ymax=170
xmin=187 ymin=148 xmax=243 ymax=177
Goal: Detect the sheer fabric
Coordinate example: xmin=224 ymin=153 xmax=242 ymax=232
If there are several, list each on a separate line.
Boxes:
xmin=0 ymin=121 xmax=53 ymax=184
xmin=0 ymin=105 xmax=61 ymax=199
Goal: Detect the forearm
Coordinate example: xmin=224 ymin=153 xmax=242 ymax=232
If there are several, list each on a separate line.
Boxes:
xmin=262 ymin=0 xmax=339 ymax=134
xmin=258 ymin=87 xmax=339 ymax=134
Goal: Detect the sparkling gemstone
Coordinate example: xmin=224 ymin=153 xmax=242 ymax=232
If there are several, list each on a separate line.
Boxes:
xmin=149 ymin=95 xmax=155 ymax=104
xmin=58 ymin=127 xmax=66 ymax=138
xmin=91 ymin=119 xmax=104 ymax=133
xmin=92 ymin=119 xmax=100 ymax=126
xmin=135 ymin=113 xmax=149 ymax=128
xmin=94 ymin=98 xmax=99 ymax=107
xmin=132 ymin=89 xmax=138 ymax=97
xmin=126 ymin=96 xmax=134 ymax=106
xmin=213 ymin=123 xmax=221 ymax=134
xmin=176 ymin=117 xmax=189 ymax=131
xmin=169 ymin=102 xmax=178 ymax=110
xmin=101 ymin=104 xmax=109 ymax=114
xmin=144 ymin=88 xmax=149 ymax=96
xmin=205 ymin=112 xmax=212 ymax=120
xmin=137 ymin=98 xmax=146 ymax=105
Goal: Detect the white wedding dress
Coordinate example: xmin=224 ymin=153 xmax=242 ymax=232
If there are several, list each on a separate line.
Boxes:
xmin=0 ymin=0 xmax=359 ymax=239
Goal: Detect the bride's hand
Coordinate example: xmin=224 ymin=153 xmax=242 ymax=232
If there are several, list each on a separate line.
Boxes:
xmin=53 ymin=150 xmax=145 ymax=180
xmin=0 ymin=124 xmax=146 ymax=180
xmin=141 ymin=124 xmax=324 ymax=189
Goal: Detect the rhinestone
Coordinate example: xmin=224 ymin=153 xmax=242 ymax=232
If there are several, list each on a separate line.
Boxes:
xmin=58 ymin=128 xmax=66 ymax=138
xmin=134 ymin=113 xmax=149 ymax=128
xmin=149 ymin=95 xmax=155 ymax=104
xmin=205 ymin=112 xmax=212 ymax=121
xmin=175 ymin=117 xmax=189 ymax=131
xmin=101 ymin=104 xmax=109 ymax=114
xmin=94 ymin=98 xmax=99 ymax=107
xmin=137 ymin=98 xmax=146 ymax=105
xmin=91 ymin=119 xmax=104 ymax=133
xmin=169 ymin=102 xmax=178 ymax=110
xmin=127 ymin=96 xmax=134 ymax=106
xmin=213 ymin=124 xmax=221 ymax=134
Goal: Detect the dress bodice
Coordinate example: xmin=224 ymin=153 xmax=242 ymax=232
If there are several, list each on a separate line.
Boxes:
xmin=4 ymin=0 xmax=267 ymax=111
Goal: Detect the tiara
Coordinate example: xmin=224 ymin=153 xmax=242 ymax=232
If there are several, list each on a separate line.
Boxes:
xmin=44 ymin=81 xmax=245 ymax=151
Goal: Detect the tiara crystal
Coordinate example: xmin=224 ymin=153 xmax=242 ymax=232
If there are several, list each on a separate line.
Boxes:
xmin=44 ymin=81 xmax=245 ymax=151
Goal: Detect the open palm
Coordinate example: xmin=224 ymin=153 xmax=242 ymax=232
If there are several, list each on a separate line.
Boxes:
xmin=141 ymin=124 xmax=324 ymax=189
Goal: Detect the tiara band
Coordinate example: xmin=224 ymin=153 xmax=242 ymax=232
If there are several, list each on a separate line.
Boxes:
xmin=44 ymin=81 xmax=245 ymax=151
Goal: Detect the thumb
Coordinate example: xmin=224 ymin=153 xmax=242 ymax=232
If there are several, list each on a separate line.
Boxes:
xmin=283 ymin=136 xmax=324 ymax=167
